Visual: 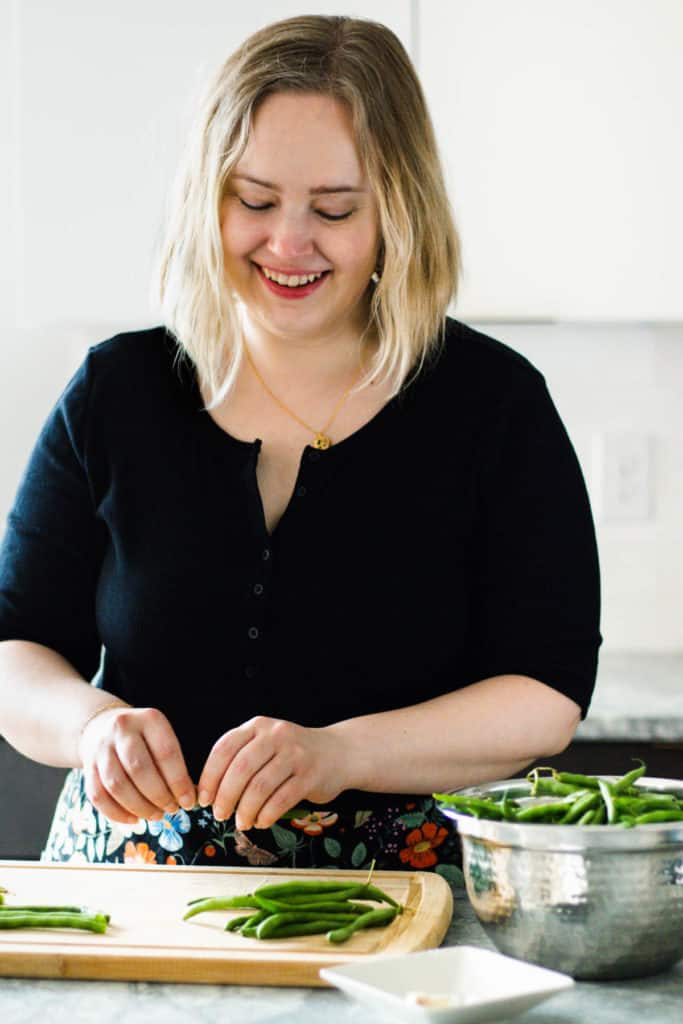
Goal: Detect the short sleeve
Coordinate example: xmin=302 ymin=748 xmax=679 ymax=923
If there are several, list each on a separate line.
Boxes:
xmin=0 ymin=353 xmax=106 ymax=680
xmin=467 ymin=371 xmax=602 ymax=717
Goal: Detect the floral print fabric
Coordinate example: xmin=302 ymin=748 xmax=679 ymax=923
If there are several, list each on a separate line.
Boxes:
xmin=41 ymin=768 xmax=463 ymax=887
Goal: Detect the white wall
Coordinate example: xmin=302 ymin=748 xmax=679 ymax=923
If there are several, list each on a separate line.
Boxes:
xmin=1 ymin=2 xmax=681 ymax=653
xmin=471 ymin=321 xmax=683 ymax=653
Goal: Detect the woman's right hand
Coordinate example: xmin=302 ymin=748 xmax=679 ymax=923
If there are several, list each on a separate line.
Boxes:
xmin=77 ymin=705 xmax=196 ymax=824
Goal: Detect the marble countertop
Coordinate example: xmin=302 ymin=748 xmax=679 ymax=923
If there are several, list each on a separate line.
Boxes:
xmin=575 ymin=652 xmax=683 ymax=742
xmin=1 ymin=894 xmax=681 ymax=1024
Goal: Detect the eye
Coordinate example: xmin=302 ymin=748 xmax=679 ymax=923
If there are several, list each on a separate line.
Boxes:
xmin=318 ymin=210 xmax=353 ymax=222
xmin=239 ymin=197 xmax=274 ymax=211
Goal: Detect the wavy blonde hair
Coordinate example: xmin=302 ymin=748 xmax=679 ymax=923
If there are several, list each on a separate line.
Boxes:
xmin=155 ymin=15 xmax=461 ymax=408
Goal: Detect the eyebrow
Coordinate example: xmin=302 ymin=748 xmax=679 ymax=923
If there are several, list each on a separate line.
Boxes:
xmin=232 ymin=174 xmax=366 ymax=195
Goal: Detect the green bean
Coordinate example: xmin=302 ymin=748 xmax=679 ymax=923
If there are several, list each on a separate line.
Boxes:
xmin=514 ymin=802 xmax=567 ymax=822
xmin=0 ymin=912 xmax=108 ymax=933
xmin=613 ymin=795 xmax=679 ymax=815
xmin=593 ymin=803 xmax=607 ymax=824
xmin=555 ymin=771 xmax=602 ymax=790
xmin=0 ymin=905 xmax=91 ymax=914
xmin=327 ymin=906 xmax=398 ymax=943
xmin=633 ymin=810 xmax=683 ymax=825
xmin=225 ymin=913 xmax=256 ymax=932
xmin=260 ymin=889 xmax=361 ymax=906
xmin=597 ymin=778 xmax=617 ymax=824
xmin=254 ymin=895 xmax=368 ymax=915
xmin=265 ymin=919 xmax=355 ymax=939
xmin=183 ymin=895 xmax=260 ymax=920
xmin=612 ymin=759 xmax=646 ymax=794
xmin=433 ymin=793 xmax=504 ymax=819
xmin=253 ymin=880 xmax=362 ymax=899
xmin=500 ymin=790 xmax=518 ymax=821
xmin=577 ymin=809 xmax=597 ymax=825
xmin=226 ymin=910 xmax=269 ymax=932
xmin=529 ymin=777 xmax=579 ymax=798
xmin=561 ymin=791 xmax=600 ymax=824
xmin=256 ymin=911 xmax=359 ymax=940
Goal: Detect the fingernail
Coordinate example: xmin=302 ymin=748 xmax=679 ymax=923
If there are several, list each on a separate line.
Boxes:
xmin=198 ymin=790 xmax=210 ymax=807
xmin=165 ymin=803 xmax=179 ymax=814
xmin=179 ymin=792 xmax=196 ymax=810
xmin=214 ymin=806 xmax=227 ymax=821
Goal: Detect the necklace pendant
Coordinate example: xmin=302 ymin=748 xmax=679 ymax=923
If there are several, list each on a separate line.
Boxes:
xmin=313 ymin=432 xmax=332 ymax=450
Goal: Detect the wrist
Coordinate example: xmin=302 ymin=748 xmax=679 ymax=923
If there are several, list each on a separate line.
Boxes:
xmin=323 ymin=719 xmax=368 ymax=793
xmin=77 ymin=699 xmax=131 ymax=765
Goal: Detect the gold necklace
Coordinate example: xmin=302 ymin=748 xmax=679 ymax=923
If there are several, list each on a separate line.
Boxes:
xmin=244 ymin=344 xmax=362 ymax=450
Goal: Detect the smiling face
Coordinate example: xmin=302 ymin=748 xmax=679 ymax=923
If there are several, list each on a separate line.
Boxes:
xmin=220 ymin=91 xmax=381 ymax=350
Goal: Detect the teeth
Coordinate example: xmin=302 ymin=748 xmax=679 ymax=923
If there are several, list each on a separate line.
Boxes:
xmin=261 ymin=267 xmax=325 ymax=287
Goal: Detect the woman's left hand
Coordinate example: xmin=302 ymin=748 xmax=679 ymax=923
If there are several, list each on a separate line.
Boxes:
xmin=196 ymin=716 xmax=349 ymax=829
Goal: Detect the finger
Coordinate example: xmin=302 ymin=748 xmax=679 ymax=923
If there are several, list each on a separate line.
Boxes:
xmin=115 ymin=733 xmax=178 ymax=814
xmin=252 ymin=775 xmax=307 ymax=830
xmin=138 ymin=709 xmax=197 ymax=810
xmin=212 ymin=733 xmax=276 ymax=821
xmin=197 ymin=721 xmax=258 ymax=808
xmin=97 ymin=747 xmax=167 ymax=821
xmin=85 ymin=763 xmax=140 ymax=826
xmin=232 ymin=753 xmax=295 ymax=830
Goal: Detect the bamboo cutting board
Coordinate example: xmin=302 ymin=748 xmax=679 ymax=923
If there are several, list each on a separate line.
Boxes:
xmin=0 ymin=860 xmax=453 ymax=986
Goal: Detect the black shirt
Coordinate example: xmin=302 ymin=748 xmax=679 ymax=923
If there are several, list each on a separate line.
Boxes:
xmin=0 ymin=317 xmax=602 ymax=790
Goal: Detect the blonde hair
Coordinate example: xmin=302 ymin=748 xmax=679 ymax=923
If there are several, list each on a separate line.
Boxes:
xmin=155 ymin=15 xmax=461 ymax=408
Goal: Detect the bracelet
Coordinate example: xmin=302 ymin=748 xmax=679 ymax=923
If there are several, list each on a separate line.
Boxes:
xmin=79 ymin=699 xmax=132 ymax=737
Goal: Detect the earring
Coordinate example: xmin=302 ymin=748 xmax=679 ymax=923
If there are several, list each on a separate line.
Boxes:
xmin=371 ymin=270 xmax=381 ymax=284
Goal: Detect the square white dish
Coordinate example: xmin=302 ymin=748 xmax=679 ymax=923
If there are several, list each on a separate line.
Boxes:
xmin=319 ymin=945 xmax=574 ymax=1023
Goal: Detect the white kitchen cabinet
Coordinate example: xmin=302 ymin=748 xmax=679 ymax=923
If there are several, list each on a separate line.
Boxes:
xmin=419 ymin=0 xmax=683 ymax=321
xmin=5 ymin=1 xmax=412 ymax=329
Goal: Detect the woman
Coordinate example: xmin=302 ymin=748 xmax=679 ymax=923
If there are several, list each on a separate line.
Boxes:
xmin=0 ymin=16 xmax=601 ymax=873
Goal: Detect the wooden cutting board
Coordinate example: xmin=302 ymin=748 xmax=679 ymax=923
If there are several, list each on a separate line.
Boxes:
xmin=0 ymin=860 xmax=453 ymax=986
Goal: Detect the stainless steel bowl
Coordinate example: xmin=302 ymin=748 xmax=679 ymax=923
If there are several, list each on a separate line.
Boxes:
xmin=437 ymin=775 xmax=683 ymax=979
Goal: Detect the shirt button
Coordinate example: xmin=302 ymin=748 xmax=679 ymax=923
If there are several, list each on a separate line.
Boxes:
xmin=248 ymin=626 xmax=259 ymax=640
xmin=244 ymin=664 xmax=258 ymax=679
xmin=296 ymin=485 xmax=307 ymax=498
xmin=253 ymin=583 xmax=264 ymax=596
xmin=262 ymin=548 xmax=271 ymax=561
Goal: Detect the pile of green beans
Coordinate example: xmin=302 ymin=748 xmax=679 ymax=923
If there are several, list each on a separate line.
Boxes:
xmin=0 ymin=886 xmax=110 ymax=933
xmin=183 ymin=878 xmax=403 ymax=942
xmin=434 ymin=760 xmax=683 ymax=827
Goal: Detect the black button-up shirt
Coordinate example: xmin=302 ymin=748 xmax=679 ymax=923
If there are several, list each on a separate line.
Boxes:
xmin=0 ymin=318 xmax=602 ymax=797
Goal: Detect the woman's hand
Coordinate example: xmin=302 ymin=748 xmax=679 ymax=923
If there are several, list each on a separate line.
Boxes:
xmin=78 ymin=706 xmax=196 ymax=824
xmin=197 ymin=716 xmax=349 ymax=830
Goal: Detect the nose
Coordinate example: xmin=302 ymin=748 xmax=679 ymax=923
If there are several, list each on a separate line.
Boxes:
xmin=267 ymin=211 xmax=315 ymax=260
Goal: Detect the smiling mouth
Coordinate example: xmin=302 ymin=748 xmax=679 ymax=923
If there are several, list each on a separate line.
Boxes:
xmin=253 ymin=262 xmax=331 ymax=288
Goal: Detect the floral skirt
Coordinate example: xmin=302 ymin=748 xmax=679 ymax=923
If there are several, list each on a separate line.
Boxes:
xmin=41 ymin=768 xmax=463 ymax=887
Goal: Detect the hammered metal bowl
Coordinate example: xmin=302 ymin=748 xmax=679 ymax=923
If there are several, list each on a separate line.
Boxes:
xmin=437 ymin=775 xmax=683 ymax=980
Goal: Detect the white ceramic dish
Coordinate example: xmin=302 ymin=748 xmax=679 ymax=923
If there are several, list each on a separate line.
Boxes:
xmin=320 ymin=945 xmax=574 ymax=1023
